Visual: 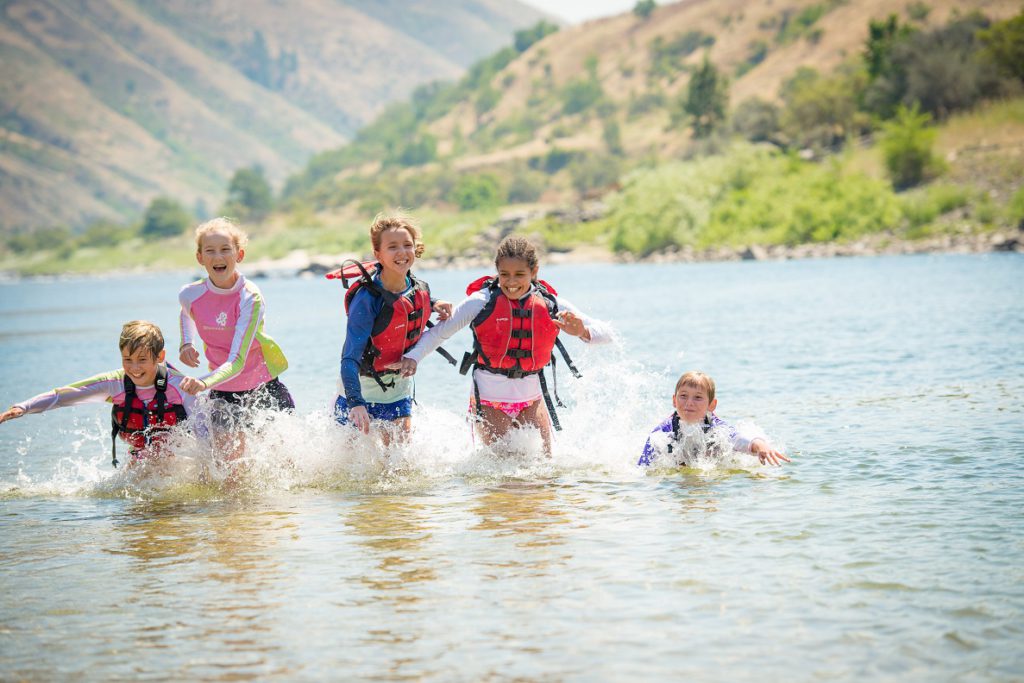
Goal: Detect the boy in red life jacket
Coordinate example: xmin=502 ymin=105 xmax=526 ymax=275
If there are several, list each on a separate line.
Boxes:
xmin=638 ymin=371 xmax=790 ymax=468
xmin=333 ymin=213 xmax=452 ymax=443
xmin=0 ymin=321 xmax=196 ymax=467
xmin=394 ymin=235 xmax=614 ymax=456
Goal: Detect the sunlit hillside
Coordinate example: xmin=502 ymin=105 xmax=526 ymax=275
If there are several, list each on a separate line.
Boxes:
xmin=0 ymin=0 xmax=548 ymax=231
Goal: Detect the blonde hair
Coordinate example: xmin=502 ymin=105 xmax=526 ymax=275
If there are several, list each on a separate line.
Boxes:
xmin=194 ymin=217 xmax=249 ymax=252
xmin=119 ymin=320 xmax=164 ymax=357
xmin=675 ymin=371 xmax=716 ymax=402
xmin=370 ymin=212 xmax=424 ymax=258
xmin=494 ymin=234 xmax=539 ymax=271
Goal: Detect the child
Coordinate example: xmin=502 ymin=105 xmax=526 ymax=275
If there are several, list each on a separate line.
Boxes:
xmin=397 ymin=234 xmax=613 ymax=456
xmin=638 ymin=371 xmax=790 ymax=467
xmin=0 ymin=320 xmax=195 ymax=467
xmin=178 ymin=218 xmax=294 ymax=446
xmin=333 ymin=213 xmax=452 ymax=442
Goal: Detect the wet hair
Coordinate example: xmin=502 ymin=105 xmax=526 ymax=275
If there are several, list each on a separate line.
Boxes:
xmin=119 ymin=320 xmax=165 ymax=357
xmin=195 ymin=217 xmax=249 ymax=253
xmin=494 ymin=235 xmax=539 ymax=272
xmin=675 ymin=371 xmax=716 ymax=402
xmin=370 ymin=212 xmax=425 ymax=258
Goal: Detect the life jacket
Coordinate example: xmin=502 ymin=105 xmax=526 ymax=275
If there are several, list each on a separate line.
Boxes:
xmin=667 ymin=414 xmax=723 ymax=463
xmin=328 ymin=260 xmax=455 ymax=391
xmin=110 ymin=365 xmax=188 ymax=467
xmin=460 ymin=277 xmax=581 ymax=430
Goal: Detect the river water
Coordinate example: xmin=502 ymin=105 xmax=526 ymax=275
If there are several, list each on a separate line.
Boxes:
xmin=1 ymin=254 xmax=1021 ymax=681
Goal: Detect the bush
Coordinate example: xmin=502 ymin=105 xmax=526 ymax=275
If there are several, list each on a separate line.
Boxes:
xmin=142 ymin=197 xmax=192 ymax=237
xmin=602 ymin=146 xmax=904 ymax=254
xmin=223 ymin=166 xmax=274 ymax=221
xmin=880 ymin=104 xmax=942 ymax=190
xmin=507 ymin=165 xmax=548 ymax=203
xmin=1006 ymin=185 xmax=1024 ymax=228
xmin=979 ymin=10 xmax=1024 ymax=83
xmin=568 ymin=153 xmax=622 ymax=195
xmin=681 ymin=54 xmax=728 ymax=138
xmin=449 ymin=174 xmax=504 ymax=210
xmin=633 ymin=0 xmax=656 ymax=19
xmin=731 ymin=97 xmax=781 ymax=142
xmin=78 ymin=220 xmax=134 ymax=248
xmin=561 ymin=78 xmax=604 ymax=115
xmin=779 ymin=64 xmax=869 ymax=151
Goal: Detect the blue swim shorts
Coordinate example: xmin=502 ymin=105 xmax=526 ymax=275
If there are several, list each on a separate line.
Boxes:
xmin=334 ymin=395 xmax=413 ymax=425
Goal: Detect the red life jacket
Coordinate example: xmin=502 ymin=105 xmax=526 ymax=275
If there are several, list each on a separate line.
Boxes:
xmin=342 ymin=262 xmax=433 ymax=387
xmin=466 ymin=276 xmax=561 ymax=377
xmin=110 ymin=365 xmax=188 ymax=467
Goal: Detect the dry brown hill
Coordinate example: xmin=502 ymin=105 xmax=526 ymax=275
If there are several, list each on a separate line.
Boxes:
xmin=0 ymin=0 xmax=548 ymax=231
xmin=425 ymin=0 xmax=1020 ymax=170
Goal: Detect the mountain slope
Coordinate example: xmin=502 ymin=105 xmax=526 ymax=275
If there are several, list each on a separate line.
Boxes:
xmin=0 ymin=0 xmax=548 ymax=231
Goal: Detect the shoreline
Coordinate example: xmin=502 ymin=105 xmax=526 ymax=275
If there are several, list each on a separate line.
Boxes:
xmin=2 ymin=228 xmax=1020 ymax=282
xmin=261 ymin=227 xmax=1023 ymax=278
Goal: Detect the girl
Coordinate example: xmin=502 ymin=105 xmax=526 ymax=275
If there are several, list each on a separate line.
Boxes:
xmin=178 ymin=218 xmax=293 ymax=458
xmin=398 ymin=235 xmax=613 ymax=456
xmin=334 ymin=213 xmax=451 ymax=442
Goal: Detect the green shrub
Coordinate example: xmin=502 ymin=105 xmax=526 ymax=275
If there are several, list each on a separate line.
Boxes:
xmin=561 ymin=78 xmax=604 ymax=115
xmin=880 ymin=104 xmax=942 ymax=190
xmin=1007 ymin=185 xmax=1024 ymax=227
xmin=142 ymin=197 xmax=192 ymax=237
xmin=449 ymin=174 xmax=504 ymax=210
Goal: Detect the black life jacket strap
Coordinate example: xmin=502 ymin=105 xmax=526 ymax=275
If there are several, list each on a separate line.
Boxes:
xmin=538 ymin=369 xmax=562 ymax=432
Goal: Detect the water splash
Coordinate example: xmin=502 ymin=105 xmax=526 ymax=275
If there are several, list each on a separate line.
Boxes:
xmin=0 ymin=355 xmax=783 ymax=499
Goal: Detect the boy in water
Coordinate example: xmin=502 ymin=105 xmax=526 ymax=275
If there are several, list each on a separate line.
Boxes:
xmin=0 ymin=321 xmax=196 ymax=466
xmin=638 ymin=371 xmax=789 ymax=467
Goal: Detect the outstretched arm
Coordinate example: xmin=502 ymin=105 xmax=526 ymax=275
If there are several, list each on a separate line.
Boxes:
xmin=750 ymin=438 xmax=791 ymax=466
xmin=0 ymin=406 xmax=25 ymax=424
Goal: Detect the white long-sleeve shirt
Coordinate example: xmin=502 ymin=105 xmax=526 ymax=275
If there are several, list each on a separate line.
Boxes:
xmin=404 ymin=284 xmax=613 ymax=402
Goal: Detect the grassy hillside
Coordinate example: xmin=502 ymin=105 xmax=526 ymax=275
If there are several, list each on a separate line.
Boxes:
xmin=0 ymin=0 xmax=548 ymax=231
xmin=3 ymin=0 xmax=1022 ymax=275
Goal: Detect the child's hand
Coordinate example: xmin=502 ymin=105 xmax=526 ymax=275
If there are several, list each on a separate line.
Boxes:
xmin=179 ymin=344 xmax=201 ymax=368
xmin=751 ymin=438 xmax=791 ymax=466
xmin=0 ymin=406 xmax=25 ymax=424
xmin=349 ymin=405 xmax=371 ymax=434
xmin=554 ymin=311 xmax=591 ymax=341
xmin=433 ymin=300 xmax=453 ymax=321
xmin=180 ymin=377 xmax=207 ymax=396
xmin=385 ymin=358 xmax=418 ymax=377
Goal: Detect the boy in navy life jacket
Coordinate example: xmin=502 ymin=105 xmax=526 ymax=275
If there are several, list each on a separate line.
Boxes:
xmin=638 ymin=371 xmax=790 ymax=468
xmin=0 ymin=320 xmax=196 ymax=467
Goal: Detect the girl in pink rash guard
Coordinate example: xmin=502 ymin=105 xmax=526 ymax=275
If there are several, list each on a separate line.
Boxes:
xmin=178 ymin=218 xmax=293 ymax=444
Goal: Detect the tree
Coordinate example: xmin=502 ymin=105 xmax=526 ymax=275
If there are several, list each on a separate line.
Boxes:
xmin=633 ymin=0 xmax=657 ymax=20
xmin=514 ymin=21 xmax=558 ymax=53
xmin=224 ymin=166 xmax=273 ymax=221
xmin=450 ymin=174 xmax=504 ymax=210
xmin=979 ymin=10 xmax=1024 ymax=83
xmin=141 ymin=197 xmax=191 ymax=237
xmin=880 ymin=104 xmax=942 ymax=190
xmin=683 ymin=54 xmax=728 ymax=138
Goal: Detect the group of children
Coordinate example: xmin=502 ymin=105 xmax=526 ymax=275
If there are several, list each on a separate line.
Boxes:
xmin=0 ymin=213 xmax=789 ymax=470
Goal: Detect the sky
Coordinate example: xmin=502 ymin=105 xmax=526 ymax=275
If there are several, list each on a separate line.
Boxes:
xmin=520 ymin=0 xmax=644 ymax=24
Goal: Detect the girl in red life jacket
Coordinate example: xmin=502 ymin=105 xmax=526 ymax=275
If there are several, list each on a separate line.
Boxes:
xmin=333 ymin=213 xmax=452 ymax=443
xmin=395 ymin=235 xmax=614 ymax=456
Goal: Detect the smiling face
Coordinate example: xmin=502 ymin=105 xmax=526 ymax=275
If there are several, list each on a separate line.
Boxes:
xmin=121 ymin=346 xmax=166 ymax=387
xmin=196 ymin=231 xmax=244 ymax=288
xmin=672 ymin=382 xmax=718 ymax=424
xmin=496 ymin=257 xmax=538 ymax=300
xmin=373 ymin=227 xmax=417 ymax=278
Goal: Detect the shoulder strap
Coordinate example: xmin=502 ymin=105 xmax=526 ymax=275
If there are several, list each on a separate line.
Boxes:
xmin=110 ymin=374 xmax=139 ymax=468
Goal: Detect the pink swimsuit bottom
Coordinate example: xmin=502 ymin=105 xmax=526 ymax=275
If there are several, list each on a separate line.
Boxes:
xmin=470 ymin=397 xmax=537 ymax=419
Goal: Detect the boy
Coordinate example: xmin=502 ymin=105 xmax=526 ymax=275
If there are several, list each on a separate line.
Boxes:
xmin=638 ymin=371 xmax=789 ymax=467
xmin=0 ymin=320 xmax=196 ymax=467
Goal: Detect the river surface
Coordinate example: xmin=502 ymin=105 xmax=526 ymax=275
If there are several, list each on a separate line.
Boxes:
xmin=1 ymin=254 xmax=1022 ymax=681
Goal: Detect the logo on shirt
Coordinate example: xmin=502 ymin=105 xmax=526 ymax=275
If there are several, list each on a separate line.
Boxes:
xmin=216 ymin=312 xmax=228 ymax=327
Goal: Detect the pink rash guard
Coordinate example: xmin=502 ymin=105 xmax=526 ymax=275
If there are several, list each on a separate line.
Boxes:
xmin=178 ymin=274 xmax=288 ymax=392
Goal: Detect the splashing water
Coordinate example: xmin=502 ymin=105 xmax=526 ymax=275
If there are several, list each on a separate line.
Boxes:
xmin=0 ymin=353 xmax=777 ymax=501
